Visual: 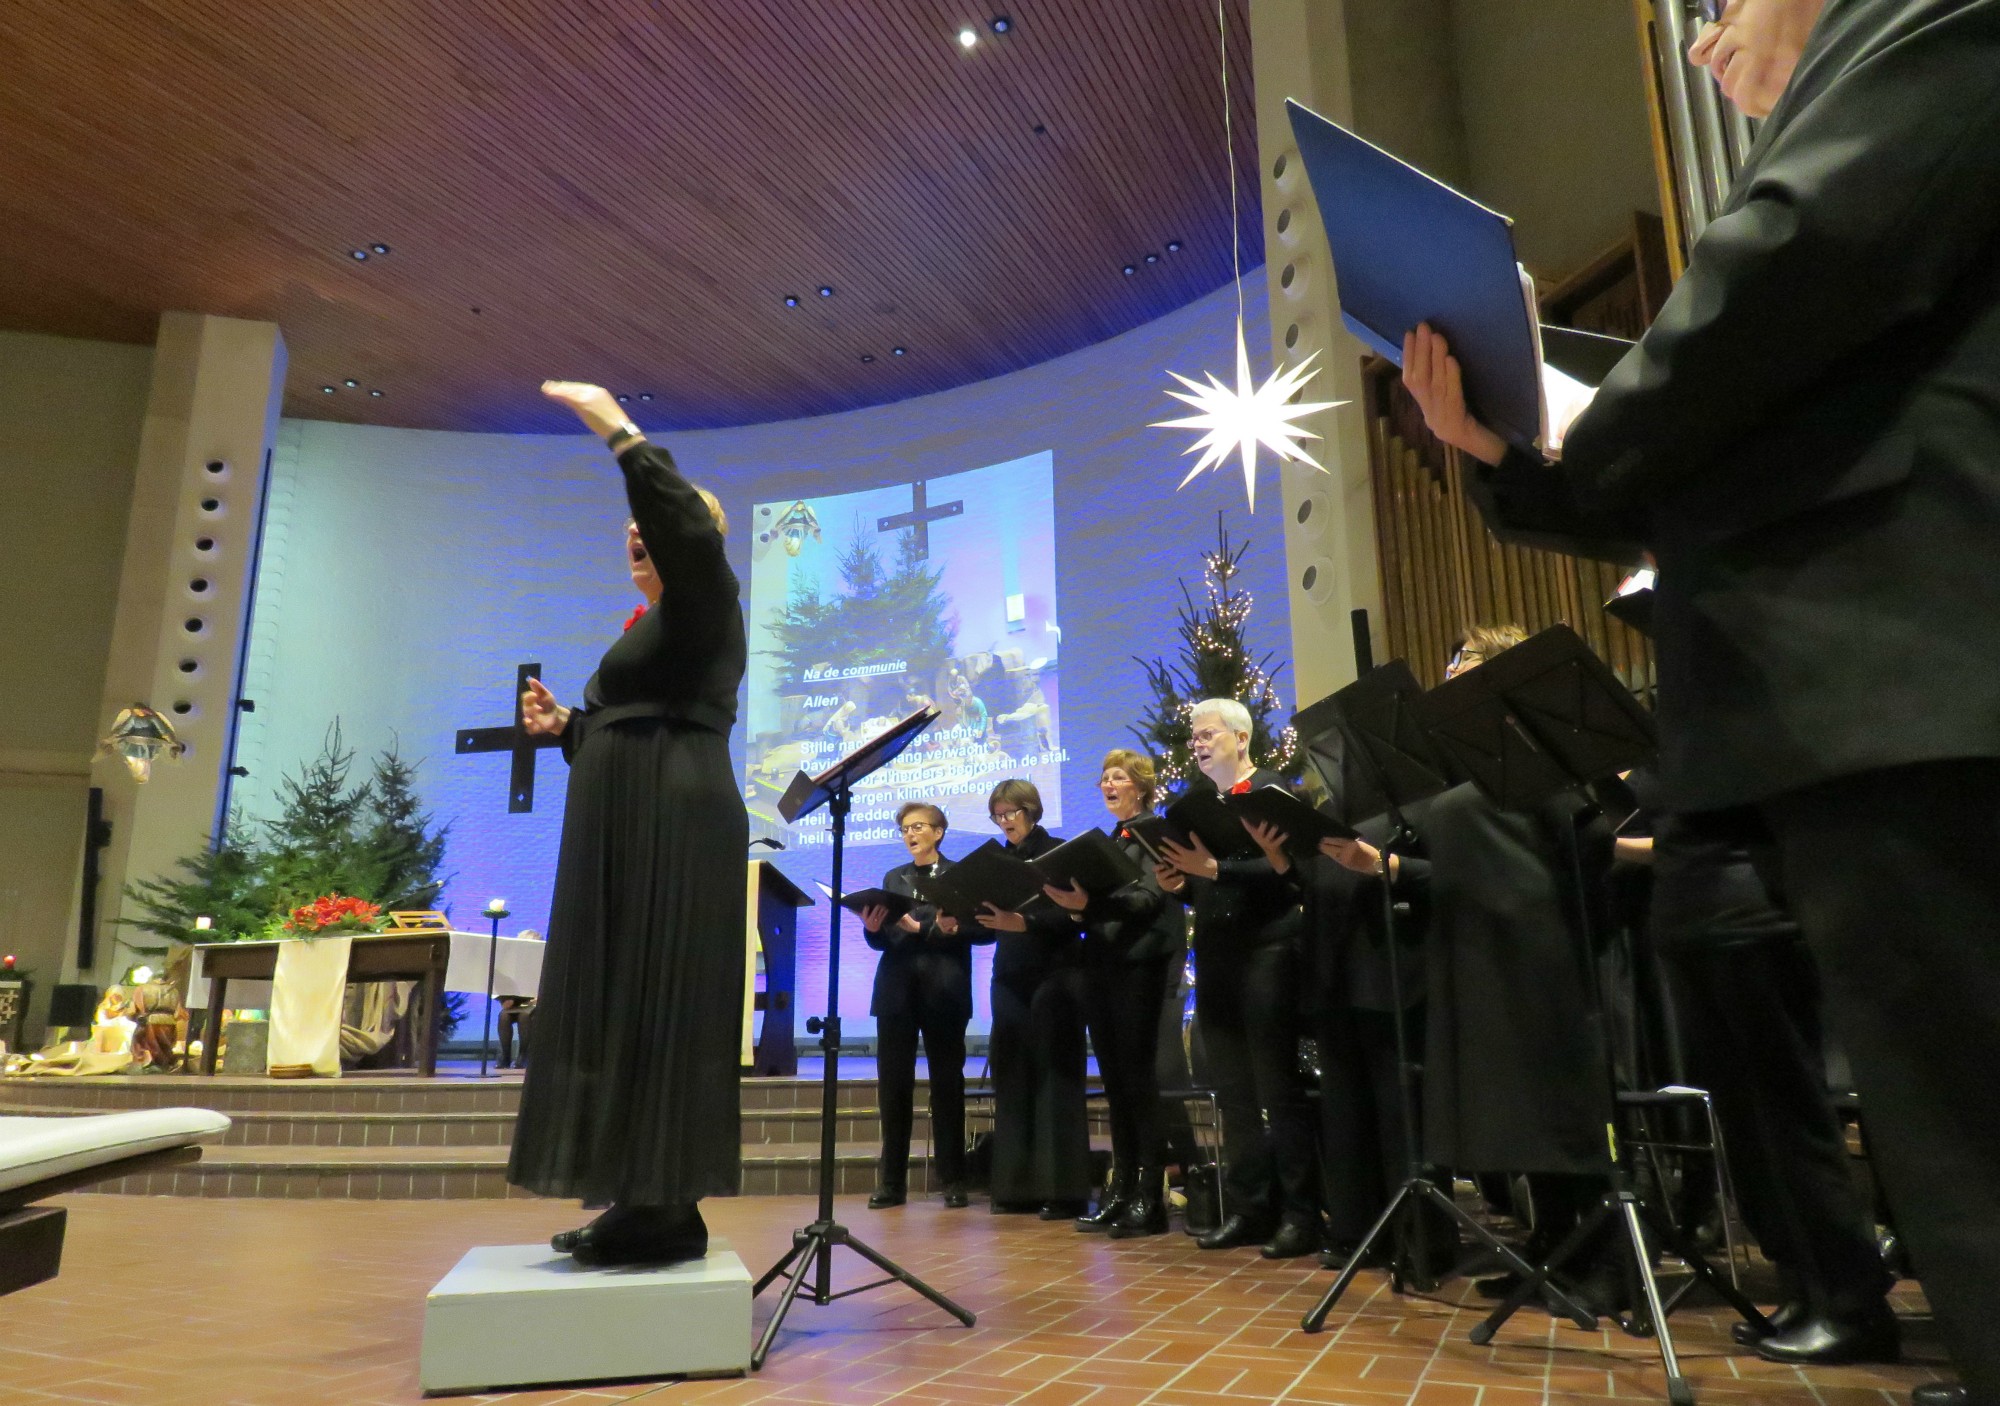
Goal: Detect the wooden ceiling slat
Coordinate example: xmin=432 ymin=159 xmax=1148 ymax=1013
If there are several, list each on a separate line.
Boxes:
xmin=0 ymin=0 xmax=1260 ymax=431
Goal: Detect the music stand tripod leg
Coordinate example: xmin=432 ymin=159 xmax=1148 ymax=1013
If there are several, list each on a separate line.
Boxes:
xmin=843 ymin=1229 xmax=977 ymax=1325
xmin=752 ymin=1227 xmax=827 ymax=1370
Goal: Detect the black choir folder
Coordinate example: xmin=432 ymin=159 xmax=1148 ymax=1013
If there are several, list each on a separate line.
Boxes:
xmin=921 ymin=830 xmax=1144 ymax=919
xmin=1283 ymin=98 xmax=1631 ymax=454
xmin=815 ymin=883 xmax=914 ymax=923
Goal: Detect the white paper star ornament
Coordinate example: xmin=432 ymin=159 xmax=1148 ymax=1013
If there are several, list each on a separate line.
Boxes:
xmin=1152 ymin=322 xmax=1344 ymax=511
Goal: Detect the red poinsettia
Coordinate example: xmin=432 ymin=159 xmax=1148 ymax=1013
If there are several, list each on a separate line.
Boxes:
xmin=282 ymin=893 xmax=383 ymax=936
xmin=623 ymin=604 xmax=648 ymax=632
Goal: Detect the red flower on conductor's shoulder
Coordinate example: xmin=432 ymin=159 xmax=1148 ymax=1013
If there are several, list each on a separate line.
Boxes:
xmin=623 ymin=604 xmax=647 ymax=632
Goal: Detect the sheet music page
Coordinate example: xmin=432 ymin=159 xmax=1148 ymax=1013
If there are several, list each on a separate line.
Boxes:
xmin=1519 ymin=263 xmax=1600 ymax=456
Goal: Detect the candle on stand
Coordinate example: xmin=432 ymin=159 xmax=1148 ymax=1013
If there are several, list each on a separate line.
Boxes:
xmin=194 ymin=916 xmax=212 ymax=932
xmin=479 ymin=899 xmax=510 ymax=1076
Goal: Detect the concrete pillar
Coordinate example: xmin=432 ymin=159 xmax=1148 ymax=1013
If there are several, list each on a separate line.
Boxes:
xmin=87 ymin=313 xmax=285 ymax=979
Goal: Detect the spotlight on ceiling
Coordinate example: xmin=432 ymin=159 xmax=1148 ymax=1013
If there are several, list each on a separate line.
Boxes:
xmin=891 ymin=346 xmax=907 ymax=356
xmin=783 ymin=294 xmax=800 ymax=307
xmin=1144 ymin=253 xmax=1159 ymax=264
xmin=860 ymin=354 xmax=876 ymax=363
xmin=344 ymin=378 xmax=359 ymax=387
xmin=990 ymin=15 xmax=1012 ymax=33
xmin=349 ymin=249 xmax=369 ymax=261
xmin=818 ymin=285 xmax=834 ymax=298
xmin=321 ymin=385 xmax=336 ymax=394
xmin=1166 ymin=239 xmax=1184 ymax=253
xmin=616 ymin=394 xmax=630 ymax=403
xmin=1121 ymin=264 xmax=1137 ymax=277
xmin=369 ymin=389 xmax=384 ymax=398
xmin=639 ymin=392 xmax=654 ymax=401
xmin=370 ymin=243 xmax=391 ymax=255
xmin=957 ymin=27 xmax=978 ymax=48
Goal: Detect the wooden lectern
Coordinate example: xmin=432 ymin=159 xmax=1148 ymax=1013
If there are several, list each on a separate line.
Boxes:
xmin=742 ymin=860 xmax=811 ymax=1076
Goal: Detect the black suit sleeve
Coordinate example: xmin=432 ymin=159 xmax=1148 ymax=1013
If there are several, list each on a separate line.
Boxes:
xmin=1557 ymin=3 xmax=2000 ymax=530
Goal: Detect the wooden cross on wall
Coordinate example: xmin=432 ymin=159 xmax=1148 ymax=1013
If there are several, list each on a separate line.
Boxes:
xmin=875 ymin=480 xmax=963 ymax=560
xmin=456 ymin=662 xmax=563 ymax=813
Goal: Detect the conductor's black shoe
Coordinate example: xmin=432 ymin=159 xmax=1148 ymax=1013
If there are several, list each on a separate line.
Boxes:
xmin=1076 ymin=1196 xmax=1129 ymax=1233
xmin=941 ymin=1184 xmax=970 ymax=1209
xmin=1039 ymin=1199 xmax=1089 ymax=1221
xmin=867 ymin=1185 xmax=907 ymax=1209
xmin=1911 ymin=1383 xmax=1968 ymax=1406
xmin=1108 ymin=1196 xmax=1169 ymax=1239
xmin=1261 ymin=1218 xmax=1323 ymax=1260
xmin=1197 ymin=1213 xmax=1275 ymax=1250
xmin=568 ymin=1205 xmax=708 ymax=1268
xmin=1731 ymin=1299 xmax=1808 ymax=1346
xmin=1753 ymin=1305 xmax=1899 ymax=1366
xmin=550 ymin=1226 xmax=585 ymax=1253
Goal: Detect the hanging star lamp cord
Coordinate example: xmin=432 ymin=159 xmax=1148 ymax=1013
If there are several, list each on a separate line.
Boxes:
xmin=1151 ymin=0 xmax=1345 ymax=511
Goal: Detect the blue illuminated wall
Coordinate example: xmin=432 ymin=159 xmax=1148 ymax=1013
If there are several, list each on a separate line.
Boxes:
xmin=233 ymin=274 xmax=1295 ymax=1040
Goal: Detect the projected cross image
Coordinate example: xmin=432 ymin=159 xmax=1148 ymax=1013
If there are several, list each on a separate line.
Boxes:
xmin=744 ymin=452 xmax=1063 ymax=847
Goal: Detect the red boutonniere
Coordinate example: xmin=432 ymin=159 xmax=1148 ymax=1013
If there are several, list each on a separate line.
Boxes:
xmin=623 ymin=605 xmax=648 ymax=632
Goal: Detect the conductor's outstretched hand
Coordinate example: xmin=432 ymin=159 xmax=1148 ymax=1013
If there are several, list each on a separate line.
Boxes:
xmin=1402 ymin=325 xmax=1509 ymax=467
xmin=541 ymin=380 xmax=628 ymax=438
xmin=521 ymin=677 xmax=571 ymax=737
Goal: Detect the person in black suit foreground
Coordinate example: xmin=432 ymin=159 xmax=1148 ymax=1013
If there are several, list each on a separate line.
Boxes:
xmin=1046 ymin=749 xmax=1187 ymax=1239
xmin=1401 ymin=3 xmax=2000 ymax=1395
xmin=979 ymin=779 xmax=1093 ymax=1216
xmin=860 ymin=801 xmax=972 ymax=1210
xmin=1157 ymin=698 xmax=1321 ymax=1259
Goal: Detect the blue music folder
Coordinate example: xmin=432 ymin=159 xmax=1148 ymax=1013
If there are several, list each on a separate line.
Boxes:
xmin=1286 ymin=98 xmax=1602 ymax=453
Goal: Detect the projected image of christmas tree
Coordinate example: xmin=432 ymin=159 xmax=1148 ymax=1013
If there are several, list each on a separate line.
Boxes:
xmin=743 ymin=452 xmax=1063 ymax=847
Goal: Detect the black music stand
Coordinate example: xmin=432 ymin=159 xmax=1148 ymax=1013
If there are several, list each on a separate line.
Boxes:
xmin=1299 ymin=663 xmax=1597 ymax=1333
xmin=1408 ymin=625 xmax=1766 ymax=1406
xmin=750 ymin=705 xmax=975 ymax=1370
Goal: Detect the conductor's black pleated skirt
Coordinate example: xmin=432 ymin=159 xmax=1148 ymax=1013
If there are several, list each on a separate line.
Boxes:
xmin=508 ymin=719 xmax=748 ymax=1205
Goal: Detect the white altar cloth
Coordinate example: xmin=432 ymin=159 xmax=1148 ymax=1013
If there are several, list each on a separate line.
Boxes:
xmin=186 ymin=931 xmax=545 ymax=1009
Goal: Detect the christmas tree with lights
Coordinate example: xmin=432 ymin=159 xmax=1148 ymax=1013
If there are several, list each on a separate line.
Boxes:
xmin=1130 ymin=515 xmax=1298 ymax=792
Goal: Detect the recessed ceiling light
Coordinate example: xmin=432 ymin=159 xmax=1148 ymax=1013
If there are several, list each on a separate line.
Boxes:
xmin=1144 ymin=253 xmax=1159 ymax=264
xmin=369 ymin=389 xmax=384 ymax=398
xmin=991 ymin=16 xmax=1012 ymax=33
xmin=344 ymin=378 xmax=359 ymax=387
xmin=818 ymin=285 xmax=834 ymax=298
xmin=370 ymin=243 xmax=391 ymax=255
xmin=1032 ymin=123 xmax=1047 ymax=135
xmin=891 ymin=346 xmax=907 ymax=356
xmin=1121 ymin=264 xmax=1137 ymax=276
xmin=1166 ymin=239 xmax=1184 ymax=253
xmin=784 ymin=294 xmax=800 ymax=307
xmin=321 ymin=385 xmax=336 ymax=394
xmin=639 ymin=392 xmax=653 ymax=401
xmin=860 ymin=354 xmax=876 ymax=363
xmin=616 ymin=394 xmax=630 ymax=403
xmin=957 ymin=28 xmax=978 ymax=48
xmin=349 ymin=249 xmax=369 ymax=261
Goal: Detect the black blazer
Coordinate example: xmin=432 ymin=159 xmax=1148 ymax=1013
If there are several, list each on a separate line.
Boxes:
xmin=981 ymin=825 xmax=1078 ymax=988
xmin=1079 ymin=821 xmax=1188 ymax=968
xmin=866 ymin=856 xmax=974 ymax=1023
xmin=1176 ymin=770 xmax=1305 ymax=959
xmin=1290 ymin=814 xmax=1430 ymax=1017
xmin=1469 ymin=0 xmax=2000 ymax=811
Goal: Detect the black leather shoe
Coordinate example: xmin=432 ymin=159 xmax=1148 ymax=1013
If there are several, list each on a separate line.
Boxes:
xmin=568 ymin=1205 xmax=708 ymax=1268
xmin=1261 ymin=1218 xmax=1324 ymax=1260
xmin=550 ymin=1226 xmax=585 ymax=1253
xmin=1911 ymin=1384 xmax=1968 ymax=1406
xmin=1108 ymin=1196 xmax=1168 ymax=1239
xmin=1754 ymin=1305 xmax=1899 ymax=1366
xmin=1198 ymin=1213 xmax=1276 ymax=1251
xmin=1076 ymin=1196 xmax=1129 ymax=1232
xmin=867 ymin=1185 xmax=907 ymax=1209
xmin=1320 ymin=1240 xmax=1389 ymax=1272
xmin=942 ymin=1184 xmax=970 ymax=1209
xmin=1039 ymin=1199 xmax=1089 ymax=1221
xmin=1731 ymin=1299 xmax=1808 ymax=1346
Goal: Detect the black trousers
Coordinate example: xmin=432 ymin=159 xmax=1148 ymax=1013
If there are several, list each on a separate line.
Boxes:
xmin=1197 ymin=940 xmax=1319 ymax=1225
xmin=1667 ymin=934 xmax=1889 ymax=1318
xmin=1762 ymin=758 xmax=2000 ymax=1400
xmin=1318 ymin=1004 xmax=1425 ymax=1241
xmin=989 ymin=966 xmax=1092 ymax=1205
xmin=1084 ymin=953 xmax=1175 ymax=1194
xmin=876 ymin=1002 xmax=968 ymax=1190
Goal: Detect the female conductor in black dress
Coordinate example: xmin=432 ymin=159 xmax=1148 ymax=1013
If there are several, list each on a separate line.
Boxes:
xmin=507 ymin=380 xmax=748 ymax=1268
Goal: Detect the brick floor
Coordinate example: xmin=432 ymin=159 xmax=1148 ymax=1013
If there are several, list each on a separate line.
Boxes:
xmin=1 ymin=1193 xmax=1944 ymax=1406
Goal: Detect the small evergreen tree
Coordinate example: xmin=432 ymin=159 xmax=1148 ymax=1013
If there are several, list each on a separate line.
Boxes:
xmin=1130 ymin=516 xmax=1298 ymax=792
xmin=362 ymin=745 xmax=450 ymax=912
xmin=762 ymin=520 xmax=956 ymax=688
xmin=124 ymin=820 xmax=273 ymax=946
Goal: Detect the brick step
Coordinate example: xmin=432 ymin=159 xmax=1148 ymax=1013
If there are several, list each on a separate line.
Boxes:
xmin=75 ymin=1141 xmax=909 ymax=1200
